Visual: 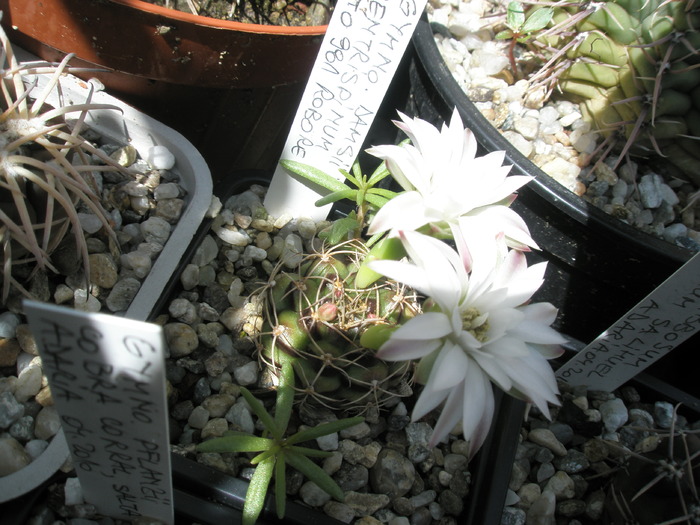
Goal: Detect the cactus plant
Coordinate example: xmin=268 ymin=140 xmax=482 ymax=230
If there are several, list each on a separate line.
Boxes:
xmin=605 ymin=403 xmax=700 ymax=525
xmin=258 ymin=236 xmax=418 ymax=415
xmin=523 ymin=0 xmax=700 ymax=184
xmin=0 ymin=21 xmax=127 ymax=303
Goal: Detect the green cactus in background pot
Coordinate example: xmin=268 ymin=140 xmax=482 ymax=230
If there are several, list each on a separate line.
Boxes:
xmin=527 ymin=0 xmax=700 ymax=184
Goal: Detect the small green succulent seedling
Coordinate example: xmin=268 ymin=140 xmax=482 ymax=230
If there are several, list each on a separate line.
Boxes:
xmin=196 ymin=361 xmax=364 ymax=525
xmin=495 ymin=1 xmax=553 ymax=75
xmin=281 ymin=154 xmax=399 ymax=242
xmin=281 ymin=155 xmax=406 ymax=288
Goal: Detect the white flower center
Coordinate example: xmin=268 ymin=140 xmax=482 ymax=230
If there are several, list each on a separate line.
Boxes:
xmin=461 ymin=307 xmax=489 ymax=342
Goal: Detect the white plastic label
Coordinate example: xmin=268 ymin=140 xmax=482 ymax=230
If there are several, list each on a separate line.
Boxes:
xmin=264 ymin=0 xmax=428 ymax=220
xmin=24 ymin=300 xmax=173 ymax=524
xmin=556 ymin=251 xmax=700 ymax=391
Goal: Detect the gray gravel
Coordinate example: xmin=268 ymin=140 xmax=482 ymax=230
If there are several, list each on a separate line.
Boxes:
xmin=427 ymin=0 xmax=700 ymax=251
xmin=0 ymin=141 xmax=187 ymax=478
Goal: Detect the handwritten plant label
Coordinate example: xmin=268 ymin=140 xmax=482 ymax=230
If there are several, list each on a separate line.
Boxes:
xmin=23 ymin=300 xmax=173 ymax=524
xmin=556 ymin=251 xmax=700 ymax=391
xmin=264 ymin=0 xmax=428 ymax=220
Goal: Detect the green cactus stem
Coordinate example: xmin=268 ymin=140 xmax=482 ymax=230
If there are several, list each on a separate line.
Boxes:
xmin=526 ymin=0 xmax=700 ymax=184
xmin=257 ymin=238 xmax=418 ymax=415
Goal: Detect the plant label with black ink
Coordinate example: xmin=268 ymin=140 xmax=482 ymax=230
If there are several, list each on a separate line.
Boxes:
xmin=23 ymin=300 xmax=173 ymax=524
xmin=556 ymin=252 xmax=700 ymax=391
xmin=264 ymin=0 xmax=428 ymax=220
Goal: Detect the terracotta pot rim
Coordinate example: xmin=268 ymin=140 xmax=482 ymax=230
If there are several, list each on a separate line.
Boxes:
xmin=111 ymin=0 xmax=329 ymax=35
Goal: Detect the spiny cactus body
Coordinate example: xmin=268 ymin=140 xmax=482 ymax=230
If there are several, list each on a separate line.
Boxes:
xmin=258 ymin=239 xmax=418 ymax=415
xmin=0 ymin=23 xmax=124 ymax=303
xmin=531 ymin=0 xmax=700 ymax=183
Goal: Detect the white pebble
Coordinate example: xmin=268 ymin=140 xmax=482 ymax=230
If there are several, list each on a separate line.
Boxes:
xmin=502 ymin=131 xmax=533 ymax=158
xmin=0 ymin=312 xmax=21 ymax=338
xmin=34 ymin=406 xmax=61 ymax=440
xmin=559 ymin=110 xmax=582 ymax=127
xmin=538 ymin=106 xmax=559 ymax=125
xmin=120 ymin=251 xmax=152 ymax=279
xmin=539 ymin=157 xmax=581 ymax=192
xmin=146 ymin=145 xmax=176 ymax=170
xmin=77 ymin=212 xmax=103 ymax=234
xmin=154 ymin=182 xmax=181 ymax=200
xmin=73 ymin=288 xmax=102 ymax=312
xmin=140 ymin=216 xmax=171 ymax=244
xmin=234 ymin=361 xmax=259 ymax=386
xmin=513 ymin=116 xmax=539 ymax=140
xmin=214 ymin=226 xmax=250 ymax=247
xmin=25 ymin=439 xmax=49 ymax=459
xmin=663 ymin=223 xmax=687 ymax=242
xmin=64 ymin=477 xmax=84 ymax=506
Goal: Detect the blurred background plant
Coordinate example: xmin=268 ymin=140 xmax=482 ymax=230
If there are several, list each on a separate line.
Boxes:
xmin=605 ymin=403 xmax=700 ymax=525
xmin=142 ymin=0 xmax=335 ymax=25
xmin=0 ymin=21 xmax=128 ymax=305
xmin=517 ymin=0 xmax=700 ymax=182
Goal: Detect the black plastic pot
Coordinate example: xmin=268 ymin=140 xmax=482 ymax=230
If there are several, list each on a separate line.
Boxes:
xmin=151 ymin=166 xmax=526 ymax=525
xmin=407 ymin=16 xmax=698 ymax=391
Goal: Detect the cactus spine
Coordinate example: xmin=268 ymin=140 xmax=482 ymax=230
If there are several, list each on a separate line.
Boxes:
xmin=530 ymin=0 xmax=700 ymax=183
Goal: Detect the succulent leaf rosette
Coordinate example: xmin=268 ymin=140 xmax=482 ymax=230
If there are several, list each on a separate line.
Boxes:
xmin=280 ymin=108 xmax=566 ymax=454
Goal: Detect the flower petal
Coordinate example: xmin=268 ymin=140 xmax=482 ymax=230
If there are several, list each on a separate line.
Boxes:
xmin=428 ymin=381 xmax=466 ymax=447
xmin=376 ymin=336 xmax=442 ymax=361
xmin=367 ymin=259 xmax=432 ymax=296
xmin=462 ymin=364 xmax=495 ymax=457
xmin=389 ymin=312 xmax=453 ymax=341
xmin=366 ymin=191 xmax=429 ymax=235
xmin=430 ymin=342 xmax=469 ymax=391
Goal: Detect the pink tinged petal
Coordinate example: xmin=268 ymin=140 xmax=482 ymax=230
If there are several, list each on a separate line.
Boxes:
xmin=464 ymin=206 xmax=540 ymax=251
xmin=529 ymin=342 xmax=566 ymax=359
xmin=395 ymin=111 xmax=443 ymax=155
xmin=470 ymin=287 xmax=509 ymax=316
xmin=496 ymin=257 xmax=547 ymax=308
xmin=365 ymin=145 xmax=412 ymax=191
xmin=462 ymin=365 xmax=496 ymax=457
xmin=390 ymin=312 xmax=453 ymax=341
xmin=521 ymin=302 xmax=560 ymax=326
xmin=377 ymin=336 xmax=442 ymax=361
xmin=399 ymin=232 xmax=464 ymax=312
xmin=457 ymin=329 xmax=483 ymax=351
xmin=483 ymin=309 xmax=526 ymax=338
xmin=495 ymin=249 xmax=528 ymax=286
xmin=412 ymin=363 xmax=452 ymax=422
xmin=415 ymin=347 xmax=440 ymax=384
xmin=461 ymin=125 xmax=478 ymax=164
xmin=509 ymin=320 xmax=568 ymax=345
xmin=523 ymin=348 xmax=561 ymax=397
xmin=412 ymin=387 xmax=450 ymax=428
xmin=449 ymin=221 xmax=473 ymax=273
xmin=366 ymin=191 xmax=429 ymax=235
xmin=428 ymin=381 xmax=466 ymax=448
xmin=431 ymin=343 xmax=470 ymax=391
xmin=500 ymin=353 xmax=560 ymax=418
xmin=468 ymin=348 xmax=514 ymax=392
xmin=483 ymin=335 xmax=531 ymax=359
xmin=367 ymin=144 xmax=429 ymax=194
xmin=445 ymin=111 xmax=471 ymax=170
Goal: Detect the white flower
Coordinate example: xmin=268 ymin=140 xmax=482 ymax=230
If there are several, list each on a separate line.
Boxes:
xmin=369 ymin=230 xmax=565 ymax=455
xmin=366 ymin=108 xmax=537 ymax=269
